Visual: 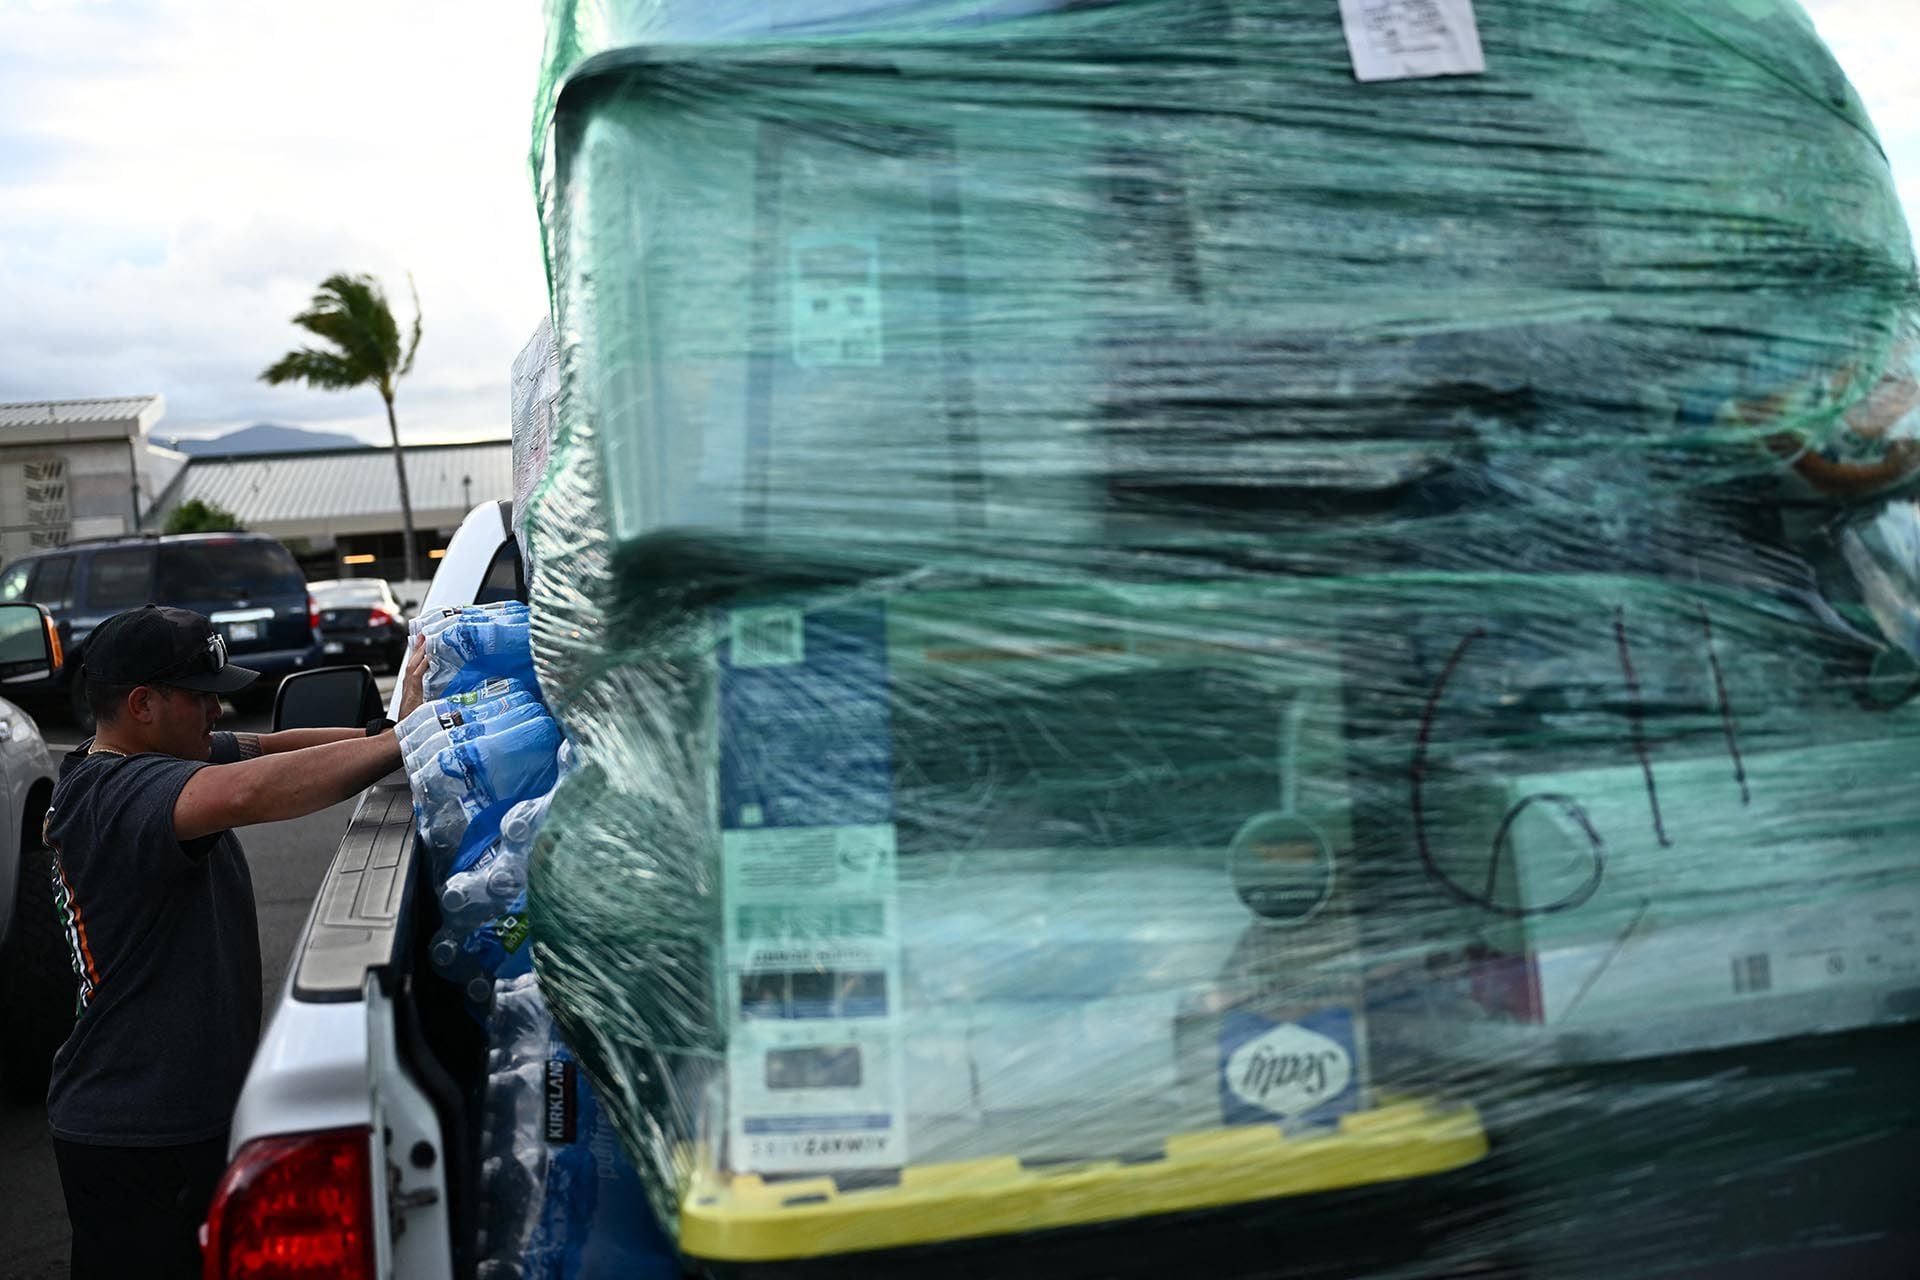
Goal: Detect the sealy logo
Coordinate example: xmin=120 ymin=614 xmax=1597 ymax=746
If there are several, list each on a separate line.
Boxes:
xmin=1224 ymin=1022 xmax=1352 ymax=1118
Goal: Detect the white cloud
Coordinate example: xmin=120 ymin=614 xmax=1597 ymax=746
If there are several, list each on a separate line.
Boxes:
xmin=0 ymin=0 xmax=550 ymax=444
xmin=1804 ymin=0 xmax=1920 ymax=243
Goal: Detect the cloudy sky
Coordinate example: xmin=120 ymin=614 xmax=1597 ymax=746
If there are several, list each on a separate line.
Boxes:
xmin=0 ymin=0 xmax=549 ymax=446
xmin=0 ymin=0 xmax=1914 ymax=448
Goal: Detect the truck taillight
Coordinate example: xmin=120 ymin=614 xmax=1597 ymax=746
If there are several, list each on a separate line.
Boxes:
xmin=202 ymin=1128 xmax=376 ymax=1280
xmin=308 ymin=594 xmax=321 ymax=636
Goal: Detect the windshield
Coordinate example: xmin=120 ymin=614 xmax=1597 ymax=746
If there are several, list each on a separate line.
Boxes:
xmin=312 ymin=582 xmax=389 ymax=607
xmin=157 ymin=541 xmax=304 ymax=600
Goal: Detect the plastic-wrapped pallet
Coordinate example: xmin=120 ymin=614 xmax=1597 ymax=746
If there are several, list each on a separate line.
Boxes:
xmin=511 ymin=317 xmax=562 ymax=573
xmin=518 ymin=1 xmax=1920 ymax=1276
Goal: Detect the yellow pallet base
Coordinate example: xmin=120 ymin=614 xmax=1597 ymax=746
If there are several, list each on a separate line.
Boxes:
xmin=680 ymin=1097 xmax=1488 ymax=1263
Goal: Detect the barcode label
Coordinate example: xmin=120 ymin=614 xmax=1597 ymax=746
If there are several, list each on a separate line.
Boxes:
xmin=737 ymin=901 xmax=887 ymax=940
xmin=1731 ymin=953 xmax=1772 ymax=995
xmin=731 ymin=608 xmax=805 ymax=668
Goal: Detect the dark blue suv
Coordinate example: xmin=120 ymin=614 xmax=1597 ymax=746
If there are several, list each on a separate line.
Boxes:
xmin=0 ymin=533 xmax=323 ymax=729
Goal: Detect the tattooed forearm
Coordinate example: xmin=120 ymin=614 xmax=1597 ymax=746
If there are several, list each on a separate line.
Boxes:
xmin=234 ymin=734 xmax=263 ymax=760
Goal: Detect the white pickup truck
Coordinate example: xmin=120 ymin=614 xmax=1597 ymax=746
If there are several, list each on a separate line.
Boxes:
xmin=205 ymin=499 xmax=529 ymax=1280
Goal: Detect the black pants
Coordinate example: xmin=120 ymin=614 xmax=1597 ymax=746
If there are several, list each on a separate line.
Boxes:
xmin=53 ymin=1132 xmax=230 ymax=1280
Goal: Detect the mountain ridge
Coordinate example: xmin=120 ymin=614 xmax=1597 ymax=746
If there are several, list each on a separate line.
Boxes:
xmin=160 ymin=423 xmax=366 ymax=455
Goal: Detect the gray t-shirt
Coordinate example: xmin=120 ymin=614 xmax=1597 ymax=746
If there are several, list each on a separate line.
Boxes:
xmin=42 ymin=733 xmax=262 ymax=1146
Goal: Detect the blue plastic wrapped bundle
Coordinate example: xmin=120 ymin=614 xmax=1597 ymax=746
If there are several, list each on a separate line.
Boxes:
xmin=404 ymin=609 xmax=574 ymax=1009
xmin=411 ymin=710 xmax=564 ymax=855
xmin=425 ymin=608 xmax=537 ymax=700
xmin=478 ymin=974 xmax=680 ymax=1280
xmin=443 ymin=790 xmax=559 ymax=932
xmin=519 ymin=0 xmax=1920 ymax=1275
xmin=401 ymin=683 xmax=545 ymax=758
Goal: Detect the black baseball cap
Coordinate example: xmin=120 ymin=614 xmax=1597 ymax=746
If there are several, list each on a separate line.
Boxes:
xmin=82 ymin=606 xmax=261 ymax=695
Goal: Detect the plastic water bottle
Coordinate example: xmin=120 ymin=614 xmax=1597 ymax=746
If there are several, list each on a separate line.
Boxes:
xmin=404 ymin=702 xmax=552 ymax=777
xmin=499 ymin=788 xmax=558 ymax=850
xmin=393 ymin=690 xmax=537 ymax=759
xmin=428 ymin=904 xmax=533 ymax=990
xmin=476 ymin=980 xmax=552 ymax=1277
xmin=411 ymin=715 xmax=564 ymax=851
xmin=441 ymin=785 xmax=561 ymax=922
xmin=441 ymin=842 xmax=527 ymax=932
xmin=411 ymin=599 xmax=528 ymax=640
xmin=424 ymin=614 xmax=535 ymax=699
xmin=410 ymin=713 xmax=562 ymax=834
xmin=448 ymin=674 xmax=535 ymax=706
xmin=408 ymin=602 xmax=522 ymax=640
xmin=489 ymin=972 xmax=552 ymax=1058
xmin=439 ymin=765 xmax=568 ymax=927
xmin=478 ymin=1059 xmax=529 ymax=1259
xmin=395 ymin=675 xmax=537 ymax=744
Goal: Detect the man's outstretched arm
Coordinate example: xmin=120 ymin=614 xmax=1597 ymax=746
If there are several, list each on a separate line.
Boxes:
xmin=174 ymin=733 xmax=407 ymax=840
xmin=236 ymin=727 xmax=364 ymax=756
xmin=176 ymin=638 xmax=432 ymax=839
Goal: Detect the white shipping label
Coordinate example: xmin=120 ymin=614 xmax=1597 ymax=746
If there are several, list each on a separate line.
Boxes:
xmin=1338 ymin=0 xmax=1487 ymax=83
xmin=723 ymin=824 xmax=907 ymax=1173
xmin=1533 ymin=887 xmax=1920 ymax=1026
xmin=729 ymin=1022 xmax=908 ymax=1173
xmin=791 ymin=234 xmax=884 ymax=368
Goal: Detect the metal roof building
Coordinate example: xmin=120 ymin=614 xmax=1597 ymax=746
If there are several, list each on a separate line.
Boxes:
xmin=146 ymin=440 xmax=513 ymax=540
xmin=5 ymin=394 xmax=511 ymax=583
xmin=1 ymin=395 xmax=174 ymax=565
xmin=0 ymin=396 xmax=166 ymax=437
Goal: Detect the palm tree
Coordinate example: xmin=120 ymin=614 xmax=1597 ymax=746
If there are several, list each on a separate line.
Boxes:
xmin=261 ymin=272 xmax=424 ymax=581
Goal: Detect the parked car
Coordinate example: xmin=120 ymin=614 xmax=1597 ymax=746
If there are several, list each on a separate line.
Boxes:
xmin=309 ymin=578 xmax=413 ymax=673
xmin=0 ymin=533 xmax=324 ymax=730
xmin=0 ymin=603 xmax=72 ymax=1101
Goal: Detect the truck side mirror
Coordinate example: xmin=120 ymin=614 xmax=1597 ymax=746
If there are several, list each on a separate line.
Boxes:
xmin=0 ymin=603 xmax=58 ymax=683
xmin=273 ymin=665 xmax=384 ymax=731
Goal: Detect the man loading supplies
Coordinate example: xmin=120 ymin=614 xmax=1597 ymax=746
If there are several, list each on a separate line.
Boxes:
xmin=40 ymin=604 xmax=427 ymax=1280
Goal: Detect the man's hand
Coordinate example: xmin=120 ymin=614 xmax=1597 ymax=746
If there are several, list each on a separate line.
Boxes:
xmin=397 ymin=635 xmax=430 ymax=720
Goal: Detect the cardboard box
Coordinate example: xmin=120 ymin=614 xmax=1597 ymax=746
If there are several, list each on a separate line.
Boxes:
xmin=713 ymin=584 xmax=1372 ymax=1168
xmin=1434 ymin=729 xmax=1920 ymax=1058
